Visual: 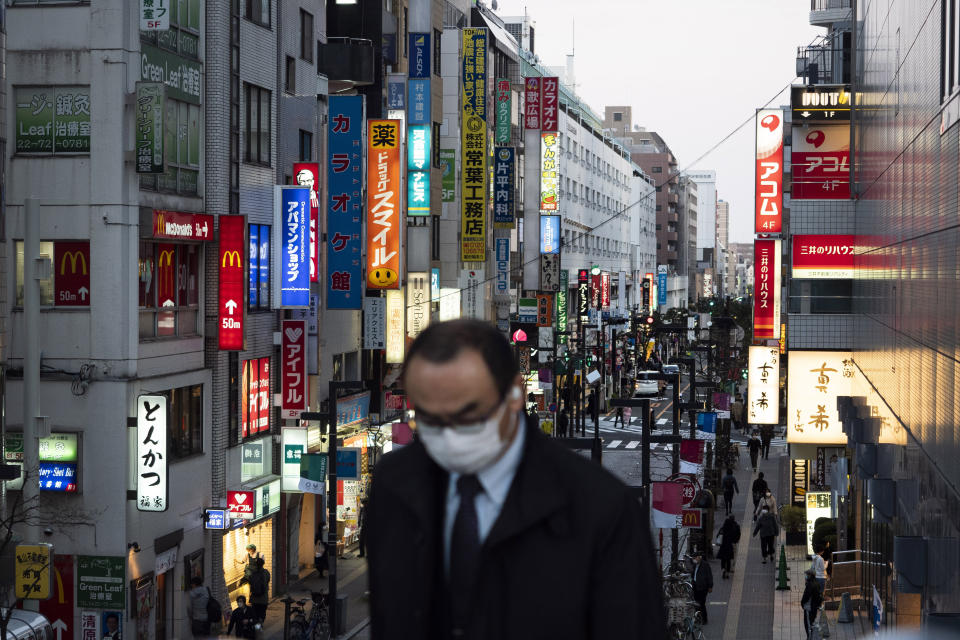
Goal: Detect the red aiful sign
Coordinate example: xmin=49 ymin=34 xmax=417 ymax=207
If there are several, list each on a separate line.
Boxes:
xmin=755 ymin=109 xmax=783 ymax=233
xmin=524 ymin=77 xmax=540 ymax=130
xmin=54 ymin=241 xmax=90 ymax=306
xmin=281 ymin=320 xmax=308 ymax=419
xmin=218 ymin=215 xmax=246 ymax=350
xmin=227 ymin=490 xmax=255 ymax=519
xmin=753 ymin=239 xmax=782 ymax=340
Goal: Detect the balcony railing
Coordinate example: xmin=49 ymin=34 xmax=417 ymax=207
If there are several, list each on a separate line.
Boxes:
xmin=811 ymin=0 xmax=850 ymax=10
xmin=796 ymin=31 xmax=851 ymax=84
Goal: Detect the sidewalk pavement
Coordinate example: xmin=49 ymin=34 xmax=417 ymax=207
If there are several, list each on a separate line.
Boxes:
xmin=259 ymin=552 xmax=371 ymax=639
xmin=699 ymin=434 xmax=872 ymax=640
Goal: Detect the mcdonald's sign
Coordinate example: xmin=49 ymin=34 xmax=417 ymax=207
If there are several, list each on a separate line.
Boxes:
xmin=54 ymin=241 xmax=90 ymax=307
xmin=219 ymin=215 xmax=247 ymax=350
xmin=681 ymin=509 xmax=702 ymax=529
xmin=152 ymin=210 xmax=213 ymax=241
xmin=157 ymin=244 xmax=176 ymax=307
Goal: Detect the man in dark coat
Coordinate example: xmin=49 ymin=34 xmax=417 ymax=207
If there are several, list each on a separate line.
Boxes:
xmin=556 ymin=408 xmax=570 ymax=438
xmin=691 ymin=552 xmax=713 ymax=624
xmin=753 ymin=505 xmax=780 ymax=563
xmin=801 ymin=568 xmax=824 ymax=637
xmin=748 ymin=432 xmax=762 ymax=471
xmin=367 ymin=320 xmax=667 ymax=640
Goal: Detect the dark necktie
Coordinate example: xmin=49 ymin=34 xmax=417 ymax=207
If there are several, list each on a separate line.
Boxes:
xmin=449 ymin=474 xmax=483 ymax=634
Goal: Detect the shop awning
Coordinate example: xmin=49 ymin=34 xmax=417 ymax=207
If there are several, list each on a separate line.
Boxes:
xmin=475 ymin=11 xmax=519 ymax=63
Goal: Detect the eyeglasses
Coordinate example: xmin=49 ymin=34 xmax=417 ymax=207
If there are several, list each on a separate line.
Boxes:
xmin=414 ymin=393 xmax=508 ymax=429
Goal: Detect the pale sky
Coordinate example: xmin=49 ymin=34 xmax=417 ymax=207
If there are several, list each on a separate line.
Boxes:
xmin=494 ymin=0 xmax=824 ymax=243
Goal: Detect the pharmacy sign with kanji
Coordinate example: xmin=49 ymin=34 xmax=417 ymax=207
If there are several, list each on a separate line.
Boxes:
xmin=136 ymin=394 xmax=168 ymax=512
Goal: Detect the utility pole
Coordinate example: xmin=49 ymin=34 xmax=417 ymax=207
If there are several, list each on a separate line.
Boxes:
xmin=671 ymin=371 xmax=681 ymax=561
xmin=682 ymin=356 xmax=697 ymax=439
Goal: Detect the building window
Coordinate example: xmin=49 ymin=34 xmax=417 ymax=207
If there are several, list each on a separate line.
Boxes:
xmin=245 ymin=84 xmax=271 ymax=165
xmin=656 ymin=205 xmax=662 ymax=211
xmin=285 ymin=56 xmax=296 ymax=93
xmin=245 ymin=0 xmax=270 ymax=27
xmin=656 ymin=186 xmax=662 ymax=192
xmin=300 ymin=9 xmax=313 ymax=61
xmin=139 ymin=98 xmax=202 ymax=196
xmin=168 ymin=384 xmax=203 ymax=459
xmin=613 ymin=112 xmax=622 ymax=122
xmin=299 ymin=130 xmax=313 ymax=161
xmin=432 ymin=215 xmax=440 ymax=260
xmin=138 ymin=241 xmax=201 ymax=339
xmin=434 ymin=28 xmax=442 ymax=76
xmin=248 ymin=224 xmax=271 ymax=309
xmin=433 ymin=122 xmax=441 ymax=168
xmin=403 ymin=7 xmax=408 ymax=57
xmin=15 ymin=240 xmax=55 ymax=306
xmin=652 ymin=166 xmax=662 ymax=173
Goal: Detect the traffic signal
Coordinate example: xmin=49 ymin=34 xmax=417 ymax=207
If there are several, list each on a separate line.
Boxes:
xmin=740 ymin=367 xmax=748 ymax=380
xmin=645 ymin=315 xmax=654 ymax=325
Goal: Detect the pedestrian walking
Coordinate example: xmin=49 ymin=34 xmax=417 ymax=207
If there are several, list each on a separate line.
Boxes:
xmin=242 ymin=556 xmax=270 ymax=623
xmin=760 ymin=425 xmax=773 ymax=460
xmin=715 ymin=515 xmax=741 ymax=579
xmin=811 ymin=547 xmax=828 ymax=595
xmin=753 ymin=505 xmax=779 ymax=563
xmin=313 ymin=527 xmax=330 ymax=578
xmin=366 ymin=319 xmax=666 ymax=640
xmin=587 ymin=391 xmax=599 ymax=431
xmin=801 ymin=568 xmax=824 ymax=638
xmin=748 ymin=431 xmax=762 ymax=471
xmin=226 ymin=595 xmax=257 ymax=638
xmin=731 ymin=397 xmax=744 ymax=433
xmin=751 ymin=472 xmax=768 ymax=514
xmin=186 ymin=576 xmax=211 ymax=637
xmin=557 ymin=408 xmax=570 ymax=438
xmin=357 ymin=498 xmax=368 ymax=558
xmin=754 ymin=490 xmax=779 ymax=523
xmin=720 ymin=468 xmax=739 ymax=516
xmin=691 ymin=552 xmax=713 ymax=624
xmin=613 ymin=404 xmax=625 ymax=429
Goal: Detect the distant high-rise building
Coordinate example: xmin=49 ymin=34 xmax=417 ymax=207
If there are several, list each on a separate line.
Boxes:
xmin=716 ymin=199 xmax=730 ymax=248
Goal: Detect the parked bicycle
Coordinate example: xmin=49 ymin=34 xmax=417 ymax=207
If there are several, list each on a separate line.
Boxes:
xmin=283 ymin=592 xmax=330 ymax=640
xmin=666 ymin=597 xmax=704 ymax=640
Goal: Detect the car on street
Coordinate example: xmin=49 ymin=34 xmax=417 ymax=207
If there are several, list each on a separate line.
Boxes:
xmin=662 ymin=364 xmax=680 ymax=376
xmin=633 ymin=371 xmax=661 ymax=396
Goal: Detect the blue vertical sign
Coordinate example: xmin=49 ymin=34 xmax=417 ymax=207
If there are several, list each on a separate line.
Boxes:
xmin=258 ymin=225 xmax=270 ymax=306
xmin=495 ymin=238 xmax=510 ymax=295
xmin=326 ymin=95 xmax=364 ymax=309
xmin=410 ymin=33 xmax=430 ymax=78
xmin=430 ymin=267 xmax=440 ymax=302
xmin=409 ymin=78 xmax=430 ymax=125
xmin=248 ymin=225 xmax=259 ymax=306
xmin=539 ymin=215 xmax=560 ymax=254
xmin=274 ymin=186 xmax=310 ymax=308
xmin=658 ymin=271 xmax=668 ymax=306
xmin=387 ymin=75 xmax=406 ymax=109
xmin=408 ymin=123 xmax=431 ymax=216
xmin=408 ymin=171 xmax=430 ymax=215
xmin=493 ymin=147 xmax=515 ymax=224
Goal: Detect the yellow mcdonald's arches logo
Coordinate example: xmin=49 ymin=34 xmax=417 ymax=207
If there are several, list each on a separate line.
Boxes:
xmin=222 ymin=250 xmax=242 ymax=268
xmin=155 ymin=212 xmax=165 ymax=235
xmin=158 ymin=249 xmax=174 ymax=267
xmin=60 ymin=251 xmax=88 ymax=275
xmin=158 ymin=249 xmax=175 ymax=293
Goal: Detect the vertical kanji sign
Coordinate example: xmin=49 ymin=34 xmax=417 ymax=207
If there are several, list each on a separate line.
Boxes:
xmin=281 ymin=320 xmax=308 ymax=419
xmin=274 ymin=186 xmax=311 ymax=307
xmin=327 ymin=95 xmax=364 ymax=309
xmin=540 ymin=77 xmax=559 ymax=132
xmin=747 ymin=346 xmax=780 ymax=425
xmin=752 ymin=239 xmax=781 ymax=339
xmin=460 ymin=28 xmax=488 ymax=262
xmin=218 ymin=215 xmax=246 ymax=350
xmin=524 ymin=77 xmax=540 ymax=129
xmin=755 ymin=108 xmax=783 ymax=233
xmin=366 ymin=120 xmax=402 ymax=289
xmin=137 ymin=394 xmax=167 ymax=512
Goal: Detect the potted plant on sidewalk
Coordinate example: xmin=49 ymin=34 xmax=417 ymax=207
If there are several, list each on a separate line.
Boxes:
xmin=780 ymin=505 xmax=807 ymax=545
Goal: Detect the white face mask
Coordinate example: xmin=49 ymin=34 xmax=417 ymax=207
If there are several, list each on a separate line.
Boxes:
xmin=416 ymin=400 xmax=513 ymax=475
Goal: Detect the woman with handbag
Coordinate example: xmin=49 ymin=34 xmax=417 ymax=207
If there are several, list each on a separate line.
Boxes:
xmin=715 ymin=515 xmax=740 ymax=578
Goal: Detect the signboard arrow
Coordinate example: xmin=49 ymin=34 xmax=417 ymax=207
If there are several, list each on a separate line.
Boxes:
xmin=78 ymin=286 xmax=89 ymax=301
xmin=225 ymin=300 xmax=237 ymax=315
xmin=52 ymin=619 xmax=67 ymax=640
xmin=801 ymin=111 xmax=811 ymax=117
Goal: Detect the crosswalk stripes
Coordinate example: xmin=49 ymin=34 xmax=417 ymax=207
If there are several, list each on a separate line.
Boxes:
xmin=606 ymin=440 xmax=622 ymax=449
xmin=624 ymin=440 xmax=640 ymax=449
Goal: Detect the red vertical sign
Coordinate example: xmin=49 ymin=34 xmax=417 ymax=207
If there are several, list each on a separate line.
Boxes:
xmin=591 ymin=274 xmax=601 ymax=310
xmin=281 ymin=320 xmax=308 ymax=419
xmin=240 ymin=359 xmax=250 ymax=439
xmin=540 ymin=77 xmax=559 ymax=133
xmin=753 ymin=239 xmax=781 ymax=340
xmin=293 ymin=162 xmax=321 ymax=283
xmin=601 ymin=272 xmax=611 ymax=310
xmin=524 ymin=77 xmax=540 ymax=130
xmin=755 ymin=109 xmax=783 ymax=233
xmin=54 ymin=241 xmax=91 ymax=306
xmin=258 ymin=357 xmax=270 ymax=433
xmin=38 ymin=554 xmax=74 ymax=639
xmin=218 ymin=215 xmax=246 ymax=350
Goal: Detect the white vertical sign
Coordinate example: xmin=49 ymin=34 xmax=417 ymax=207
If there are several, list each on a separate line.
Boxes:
xmin=747 ymin=346 xmax=779 ymax=425
xmin=386 ymin=289 xmax=405 ymax=364
xmin=281 ymin=427 xmax=308 ymax=492
xmin=439 ymin=288 xmax=461 ymax=321
xmin=460 ymin=269 xmax=484 ymax=319
xmin=406 ymin=272 xmax=430 ymax=339
xmin=787 ymin=350 xmax=852 ymax=445
xmin=137 ymin=394 xmax=168 ymax=512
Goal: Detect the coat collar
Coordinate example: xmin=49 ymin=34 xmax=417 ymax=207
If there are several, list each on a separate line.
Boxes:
xmin=386 ymin=418 xmax=569 ymax=548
